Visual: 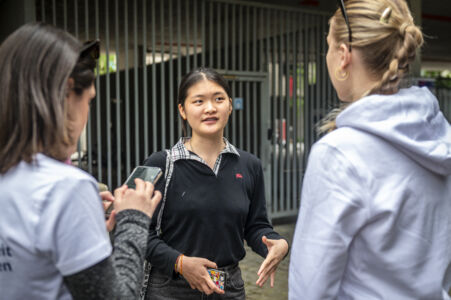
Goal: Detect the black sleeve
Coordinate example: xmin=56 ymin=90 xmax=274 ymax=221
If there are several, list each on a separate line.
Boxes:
xmin=244 ymin=158 xmax=289 ymax=258
xmin=143 ymin=151 xmax=181 ymax=277
xmin=63 ymin=209 xmax=151 ymax=300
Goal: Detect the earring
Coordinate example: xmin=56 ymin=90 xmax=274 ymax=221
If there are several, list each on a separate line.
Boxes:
xmin=334 ymin=68 xmax=349 ymax=81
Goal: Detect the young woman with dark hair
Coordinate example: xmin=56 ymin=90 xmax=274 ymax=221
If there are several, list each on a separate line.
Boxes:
xmin=289 ymin=0 xmax=451 ymax=299
xmin=142 ymin=67 xmax=289 ymax=299
xmin=0 ymin=23 xmax=161 ymax=299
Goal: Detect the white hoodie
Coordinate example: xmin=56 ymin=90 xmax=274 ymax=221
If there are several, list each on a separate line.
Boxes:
xmin=289 ymin=86 xmax=451 ymax=300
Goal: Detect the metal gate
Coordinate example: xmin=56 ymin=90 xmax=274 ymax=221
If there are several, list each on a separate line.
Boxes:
xmin=34 ymin=0 xmax=336 ymax=220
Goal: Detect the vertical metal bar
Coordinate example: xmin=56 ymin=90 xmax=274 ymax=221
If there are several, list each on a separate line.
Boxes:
xmin=315 ymin=16 xmax=320 ymax=144
xmin=52 ymin=0 xmax=56 ymax=25
xmin=253 ymin=6 xmax=257 ymax=71
xmin=245 ymin=82 xmax=250 ymax=151
xmin=278 ymin=9 xmax=284 ymax=213
xmin=252 ymin=7 xmax=257 ymax=154
xmin=85 ymin=0 xmax=92 ymax=175
xmin=216 ymin=2 xmax=221 ymax=68
xmin=115 ymin=0 xmax=122 ymax=186
xmin=133 ymin=0 xmax=140 ymax=166
xmin=41 ymin=0 xmax=45 ymax=22
xmin=298 ymin=13 xmax=304 ymax=180
xmin=185 ymin=0 xmax=190 ymax=72
xmin=225 ymin=3 xmax=228 ymax=70
xmin=265 ymin=8 xmax=273 ymax=215
xmin=271 ymin=9 xmax=278 ymax=213
xmin=193 ymin=0 xmax=197 ymax=68
xmin=177 ymin=0 xmax=182 ymax=136
xmin=232 ymin=4 xmax=236 ymax=71
xmin=201 ymin=0 xmax=206 ymax=67
xmin=260 ymin=7 xmax=264 ymax=72
xmin=160 ymin=0 xmax=166 ymax=148
xmin=252 ymin=81 xmax=257 ymax=155
xmin=239 ymin=81 xmax=243 ymax=148
xmin=292 ymin=12 xmax=298 ymax=210
xmin=105 ymin=0 xmax=112 ymax=188
xmin=124 ymin=0 xmax=131 ymax=176
xmin=75 ymin=0 xmax=81 ymax=169
xmin=303 ymin=14 xmax=310 ymax=163
xmin=169 ymin=0 xmax=175 ymax=145
xmin=321 ymin=16 xmax=327 ymax=123
xmin=152 ymin=0 xmax=157 ymax=150
xmin=95 ymin=0 xmax=102 ymax=182
xmin=238 ymin=5 xmax=243 ymax=147
xmin=245 ymin=6 xmax=250 ymax=71
xmin=285 ymin=11 xmax=291 ymax=211
xmin=74 ymin=0 xmax=78 ymax=38
xmin=261 ymin=75 xmax=272 ymax=219
xmin=143 ymin=0 xmax=148 ymax=158
xmin=63 ymin=0 xmax=67 ymax=30
xmin=209 ymin=1 xmax=213 ymax=67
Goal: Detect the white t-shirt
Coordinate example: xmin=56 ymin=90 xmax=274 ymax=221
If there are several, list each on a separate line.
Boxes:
xmin=0 ymin=154 xmax=112 ymax=300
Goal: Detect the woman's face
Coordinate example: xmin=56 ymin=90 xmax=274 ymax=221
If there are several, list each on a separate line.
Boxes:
xmin=178 ymin=79 xmax=232 ymax=138
xmin=65 ymin=82 xmax=96 ymax=154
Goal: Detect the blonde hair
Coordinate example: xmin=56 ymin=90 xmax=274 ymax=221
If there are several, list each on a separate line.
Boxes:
xmin=319 ymin=0 xmax=424 ymax=133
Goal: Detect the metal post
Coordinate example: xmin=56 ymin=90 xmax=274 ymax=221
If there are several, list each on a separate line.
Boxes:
xmin=114 ymin=0 xmax=122 ymax=185
xmin=160 ymin=0 xmax=166 ymax=148
xmin=124 ymin=0 xmax=131 ymax=176
xmin=143 ymin=0 xmax=149 ymax=158
xmin=106 ymin=0 xmax=112 ymax=188
xmin=95 ymin=0 xmax=102 ymax=182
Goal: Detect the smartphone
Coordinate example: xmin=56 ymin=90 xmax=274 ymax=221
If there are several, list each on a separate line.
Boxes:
xmin=124 ymin=166 xmax=162 ymax=190
xmin=105 ymin=166 xmax=162 ymax=219
xmin=207 ymin=268 xmax=226 ymax=290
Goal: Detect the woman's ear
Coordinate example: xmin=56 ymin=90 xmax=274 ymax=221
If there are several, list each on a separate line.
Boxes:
xmin=65 ymin=78 xmax=75 ymax=100
xmin=228 ymin=97 xmax=233 ymax=114
xmin=178 ymin=103 xmax=187 ymax=120
xmin=338 ymin=43 xmax=351 ymax=70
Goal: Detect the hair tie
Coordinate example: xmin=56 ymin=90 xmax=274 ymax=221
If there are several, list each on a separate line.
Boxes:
xmin=399 ymin=23 xmax=410 ymax=36
xmin=380 ymin=7 xmax=392 ymax=24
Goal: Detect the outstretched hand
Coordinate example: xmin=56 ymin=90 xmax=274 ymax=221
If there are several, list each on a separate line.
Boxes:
xmin=256 ymin=236 xmax=289 ymax=287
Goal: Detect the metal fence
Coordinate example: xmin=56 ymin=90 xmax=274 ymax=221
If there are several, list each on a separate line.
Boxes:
xmin=35 ymin=0 xmax=337 ymax=220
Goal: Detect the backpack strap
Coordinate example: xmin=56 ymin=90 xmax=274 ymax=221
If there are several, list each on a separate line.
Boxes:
xmin=141 ymin=149 xmax=174 ymax=300
xmin=155 ymin=149 xmax=174 ymax=236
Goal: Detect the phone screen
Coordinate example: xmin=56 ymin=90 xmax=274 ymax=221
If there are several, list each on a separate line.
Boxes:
xmin=124 ymin=166 xmax=162 ymax=189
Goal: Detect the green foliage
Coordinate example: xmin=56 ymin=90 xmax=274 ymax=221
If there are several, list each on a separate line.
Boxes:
xmin=95 ymin=53 xmax=117 ymax=76
xmin=421 ymin=69 xmax=451 ymax=89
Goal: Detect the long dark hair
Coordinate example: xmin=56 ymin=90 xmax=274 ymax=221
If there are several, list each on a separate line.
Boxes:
xmin=177 ymin=67 xmax=232 ymax=136
xmin=0 ymin=23 xmax=96 ymax=174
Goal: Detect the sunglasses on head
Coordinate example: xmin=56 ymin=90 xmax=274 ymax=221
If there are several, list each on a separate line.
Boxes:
xmin=80 ymin=39 xmax=100 ymax=59
xmin=337 ymin=0 xmax=352 ymax=51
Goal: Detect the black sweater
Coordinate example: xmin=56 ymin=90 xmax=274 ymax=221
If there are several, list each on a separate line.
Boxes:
xmin=144 ymin=149 xmax=285 ymax=277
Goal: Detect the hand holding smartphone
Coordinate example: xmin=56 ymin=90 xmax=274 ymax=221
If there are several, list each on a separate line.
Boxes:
xmin=207 ymin=268 xmax=226 ymax=290
xmin=105 ymin=166 xmax=162 ymax=219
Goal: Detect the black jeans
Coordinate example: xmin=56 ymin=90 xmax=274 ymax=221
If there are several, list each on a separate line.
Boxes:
xmin=144 ymin=264 xmax=246 ymax=300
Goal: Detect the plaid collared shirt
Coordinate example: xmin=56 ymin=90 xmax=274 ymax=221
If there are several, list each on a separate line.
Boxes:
xmin=168 ymin=137 xmax=240 ymax=175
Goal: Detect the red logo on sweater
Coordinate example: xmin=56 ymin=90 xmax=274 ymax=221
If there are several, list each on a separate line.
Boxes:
xmin=236 ymin=173 xmax=243 ymax=179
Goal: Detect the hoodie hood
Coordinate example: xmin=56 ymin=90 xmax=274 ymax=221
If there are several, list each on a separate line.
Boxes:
xmin=336 ymin=86 xmax=451 ymax=176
